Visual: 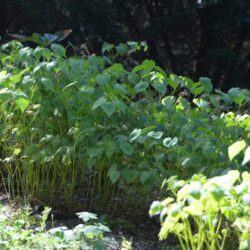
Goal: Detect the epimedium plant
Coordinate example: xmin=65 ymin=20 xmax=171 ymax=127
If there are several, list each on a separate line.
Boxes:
xmin=0 ymin=39 xmax=250 ymax=212
xmin=150 ymin=170 xmax=250 ymax=250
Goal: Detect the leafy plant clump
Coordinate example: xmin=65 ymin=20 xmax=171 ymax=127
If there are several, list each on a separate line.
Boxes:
xmin=0 ymin=40 xmax=250 ymax=212
xmin=0 ymin=205 xmax=113 ymax=250
xmin=150 ymin=170 xmax=250 ymax=250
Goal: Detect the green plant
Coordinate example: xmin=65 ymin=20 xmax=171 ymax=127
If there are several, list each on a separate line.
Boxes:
xmin=228 ymin=140 xmax=250 ymax=166
xmin=150 ymin=170 xmax=250 ymax=250
xmin=0 ymin=40 xmax=250 ymax=214
xmin=7 ymin=29 xmax=72 ymax=47
xmin=0 ymin=205 xmax=113 ymax=249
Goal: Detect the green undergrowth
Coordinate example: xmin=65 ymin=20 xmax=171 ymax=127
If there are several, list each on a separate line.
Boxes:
xmin=0 ymin=40 xmax=250 ymax=215
xmin=0 ymin=204 xmax=114 ymax=250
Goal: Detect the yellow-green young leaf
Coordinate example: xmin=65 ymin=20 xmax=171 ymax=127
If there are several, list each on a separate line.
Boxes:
xmin=13 ymin=148 xmax=21 ymax=155
xmin=16 ymin=98 xmax=30 ymax=113
xmin=228 ymin=140 xmax=247 ymax=161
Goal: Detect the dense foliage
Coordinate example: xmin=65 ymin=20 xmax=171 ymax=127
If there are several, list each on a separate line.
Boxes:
xmin=0 ymin=40 xmax=250 ymax=249
xmin=0 ymin=41 xmax=249 ymax=211
xmin=1 ymin=0 xmax=250 ymax=89
xmin=150 ymin=170 xmax=250 ymax=249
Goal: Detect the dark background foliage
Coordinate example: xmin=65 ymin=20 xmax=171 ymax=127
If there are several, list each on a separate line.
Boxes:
xmin=0 ymin=0 xmax=250 ymax=89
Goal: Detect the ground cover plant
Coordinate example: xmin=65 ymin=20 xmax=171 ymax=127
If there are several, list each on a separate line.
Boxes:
xmin=0 ymin=40 xmax=250 ymax=249
xmin=0 ymin=204 xmax=113 ymax=250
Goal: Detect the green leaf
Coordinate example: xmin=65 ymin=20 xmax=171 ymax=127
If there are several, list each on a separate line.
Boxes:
xmin=228 ymin=140 xmax=247 ymax=161
xmin=61 ymin=82 xmax=77 ymax=92
xmin=162 ymin=96 xmax=176 ymax=106
xmin=199 ymin=77 xmax=213 ymax=93
xmin=128 ymin=72 xmax=140 ymax=84
xmin=134 ymin=81 xmax=149 ymax=93
xmin=121 ymin=169 xmax=139 ymax=184
xmin=0 ymin=88 xmax=14 ymax=102
xmin=151 ymin=82 xmax=166 ymax=95
xmin=33 ymin=47 xmax=51 ymax=60
xmin=101 ymin=102 xmax=117 ymax=116
xmin=79 ymin=86 xmax=95 ymax=95
xmin=119 ymin=142 xmax=134 ymax=156
xmin=14 ymin=219 xmax=25 ymax=228
xmin=51 ymin=44 xmax=66 ymax=57
xmin=142 ymin=59 xmax=155 ymax=72
xmin=193 ymin=85 xmax=204 ymax=96
xmin=167 ymin=74 xmax=179 ymax=90
xmin=210 ymin=184 xmax=224 ymax=201
xmin=242 ymin=146 xmax=250 ymax=165
xmin=149 ymin=201 xmax=163 ymax=216
xmin=13 ymin=148 xmax=21 ymax=155
xmin=108 ymin=166 xmax=120 ymax=183
xmin=189 ymin=182 xmax=202 ymax=200
xmin=22 ymin=75 xmax=35 ymax=88
xmin=102 ymin=42 xmax=114 ymax=53
xmin=92 ymin=96 xmax=107 ymax=110
xmin=116 ymin=43 xmax=129 ymax=55
xmin=113 ymin=99 xmax=126 ymax=113
xmin=163 ymin=138 xmax=171 ymax=147
xmin=76 ymin=212 xmax=98 ymax=222
xmin=87 ymin=147 xmax=103 ymax=158
xmin=41 ymin=77 xmax=54 ymax=92
xmin=19 ymin=47 xmax=33 ymax=61
xmin=16 ymin=97 xmax=30 ymax=113
xmin=96 ymin=73 xmax=111 ymax=86
xmin=105 ymin=63 xmax=124 ymax=77
xmin=234 ymin=95 xmax=245 ymax=106
xmin=140 ymin=171 xmax=151 ymax=184
xmin=0 ymin=70 xmax=9 ymax=83
xmin=163 ymin=137 xmax=178 ymax=147
xmin=147 ymin=131 xmax=163 ymax=140
xmin=105 ymin=141 xmax=117 ymax=158
xmin=114 ymin=83 xmax=128 ymax=95
xmin=193 ymin=98 xmax=209 ymax=109
xmin=129 ymin=128 xmax=141 ymax=142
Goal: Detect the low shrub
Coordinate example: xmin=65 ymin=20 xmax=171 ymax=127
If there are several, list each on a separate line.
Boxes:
xmin=150 ymin=170 xmax=250 ymax=250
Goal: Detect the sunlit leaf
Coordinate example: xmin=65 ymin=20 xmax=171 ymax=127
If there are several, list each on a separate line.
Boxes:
xmin=76 ymin=212 xmax=98 ymax=222
xmin=228 ymin=140 xmax=247 ymax=161
xmin=16 ymin=98 xmax=30 ymax=113
xmin=129 ymin=128 xmax=141 ymax=142
xmin=242 ymin=146 xmax=250 ymax=165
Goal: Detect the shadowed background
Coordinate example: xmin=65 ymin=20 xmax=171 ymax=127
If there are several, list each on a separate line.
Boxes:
xmin=0 ymin=0 xmax=249 ymax=89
